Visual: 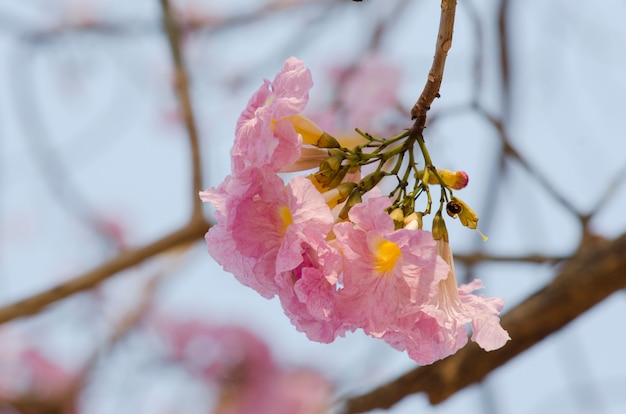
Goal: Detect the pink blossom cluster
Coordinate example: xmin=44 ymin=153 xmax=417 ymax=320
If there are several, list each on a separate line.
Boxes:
xmin=200 ymin=57 xmax=509 ymax=364
xmin=0 ymin=329 xmax=79 ymax=412
xmin=158 ymin=320 xmax=332 ymax=414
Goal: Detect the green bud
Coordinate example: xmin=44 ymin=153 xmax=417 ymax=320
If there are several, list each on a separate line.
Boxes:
xmin=338 ymin=189 xmax=362 ymax=220
xmin=336 ymin=182 xmax=357 ymax=203
xmin=317 ymin=132 xmax=341 ymax=148
xmin=432 ymin=212 xmax=449 ymax=242
xmin=324 ymin=166 xmax=349 ymax=189
xmin=358 ymin=170 xmax=385 ymax=193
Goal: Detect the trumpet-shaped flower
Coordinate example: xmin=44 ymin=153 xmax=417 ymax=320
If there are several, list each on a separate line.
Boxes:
xmin=232 ymin=57 xmax=313 ymax=176
xmin=333 ymin=196 xmax=449 ymax=337
xmin=277 ymin=236 xmax=354 ymax=343
xmin=382 ymin=240 xmax=509 ymax=364
xmin=200 ymin=168 xmax=335 ymax=299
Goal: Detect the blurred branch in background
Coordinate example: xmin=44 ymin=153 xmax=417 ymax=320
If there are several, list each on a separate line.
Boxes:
xmin=0 ymin=0 xmax=211 ymax=324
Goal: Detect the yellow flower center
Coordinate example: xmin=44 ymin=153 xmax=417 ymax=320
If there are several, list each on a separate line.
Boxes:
xmin=278 ymin=205 xmax=293 ymax=231
xmin=373 ymin=239 xmax=402 ymax=274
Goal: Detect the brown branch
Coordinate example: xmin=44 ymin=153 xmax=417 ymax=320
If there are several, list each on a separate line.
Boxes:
xmin=453 ymin=252 xmax=567 ymax=265
xmin=0 ymin=215 xmax=210 ymax=325
xmin=342 ymin=233 xmax=626 ymax=413
xmin=410 ymin=0 xmax=457 ymax=133
xmin=160 ymin=0 xmax=204 ymax=219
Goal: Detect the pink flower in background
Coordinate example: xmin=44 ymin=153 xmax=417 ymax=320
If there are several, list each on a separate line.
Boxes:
xmin=200 ymin=168 xmax=335 ymax=299
xmin=333 ymin=197 xmax=449 ymax=337
xmin=232 ymin=57 xmax=313 ymax=175
xmin=157 ymin=320 xmax=332 ymax=414
xmin=0 ymin=333 xmax=79 ymax=409
xmin=158 ymin=320 xmax=276 ymax=381
xmin=328 ymin=54 xmax=402 ymax=130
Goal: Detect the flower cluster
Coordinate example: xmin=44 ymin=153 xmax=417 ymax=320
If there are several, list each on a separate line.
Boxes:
xmin=157 ymin=320 xmax=332 ymax=414
xmin=201 ymin=57 xmax=509 ymax=364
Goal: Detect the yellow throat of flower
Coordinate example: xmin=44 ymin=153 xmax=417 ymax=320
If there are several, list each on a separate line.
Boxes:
xmin=278 ymin=205 xmax=293 ymax=232
xmin=373 ymin=239 xmax=402 ymax=274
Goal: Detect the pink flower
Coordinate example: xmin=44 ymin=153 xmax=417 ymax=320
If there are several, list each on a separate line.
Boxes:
xmin=200 ymin=168 xmax=335 ymax=299
xmin=157 ymin=320 xmax=276 ymax=381
xmin=0 ymin=332 xmax=78 ymax=403
xmin=232 ymin=57 xmax=313 ymax=176
xmin=459 ymin=279 xmax=510 ymax=351
xmin=156 ymin=320 xmax=332 ymax=414
xmin=277 ymin=235 xmax=354 ymax=343
xmin=332 ymin=197 xmax=449 ymax=337
xmin=337 ymin=55 xmax=402 ymax=129
xmin=382 ymin=240 xmax=509 ymax=364
xmin=381 ymin=311 xmax=468 ymax=365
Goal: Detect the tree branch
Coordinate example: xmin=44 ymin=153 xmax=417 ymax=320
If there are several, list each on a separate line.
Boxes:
xmin=410 ymin=0 xmax=457 ymax=133
xmin=342 ymin=233 xmax=626 ymax=412
xmin=159 ymin=0 xmax=204 ymax=219
xmin=0 ymin=215 xmax=210 ymax=325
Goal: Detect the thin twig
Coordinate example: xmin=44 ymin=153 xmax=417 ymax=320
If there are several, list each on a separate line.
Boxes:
xmin=453 ymin=252 xmax=567 ymax=265
xmin=342 ymin=231 xmax=626 ymax=412
xmin=497 ymin=0 xmax=511 ymax=120
xmin=0 ymin=215 xmax=210 ymax=325
xmin=475 ymin=105 xmax=582 ymax=219
xmin=160 ymin=0 xmax=203 ymax=219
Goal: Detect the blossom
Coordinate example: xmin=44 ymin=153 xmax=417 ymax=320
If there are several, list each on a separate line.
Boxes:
xmin=200 ymin=168 xmax=335 ymax=299
xmin=0 ymin=329 xmax=79 ymax=410
xmin=277 ymin=234 xmax=354 ymax=343
xmin=382 ymin=239 xmax=509 ymax=364
xmin=156 ymin=320 xmax=276 ymax=381
xmin=338 ymin=54 xmax=402 ymax=129
xmin=232 ymin=57 xmax=313 ymax=175
xmin=333 ymin=196 xmax=449 ymax=337
xmin=156 ymin=320 xmax=333 ymax=414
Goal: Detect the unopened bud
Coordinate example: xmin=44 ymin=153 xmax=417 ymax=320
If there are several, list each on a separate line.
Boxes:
xmin=338 ymin=189 xmax=362 ymax=220
xmin=420 ymin=169 xmax=469 ymax=190
xmin=390 ymin=208 xmax=404 ymax=229
xmin=320 ymin=154 xmax=345 ymax=175
xmin=317 ymin=132 xmax=341 ymax=148
xmin=432 ymin=212 xmax=449 ymax=242
xmin=326 ymin=167 xmax=349 ymax=189
xmin=403 ymin=212 xmax=423 ymax=230
xmin=323 ymin=182 xmax=356 ymax=208
xmin=358 ymin=170 xmax=385 ymax=193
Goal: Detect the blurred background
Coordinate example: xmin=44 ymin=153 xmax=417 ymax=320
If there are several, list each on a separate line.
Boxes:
xmin=1 ymin=0 xmax=626 ymax=413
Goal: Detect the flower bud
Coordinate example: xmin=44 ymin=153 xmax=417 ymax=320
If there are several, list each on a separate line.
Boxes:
xmin=319 ymin=154 xmax=345 ymax=176
xmin=419 ymin=169 xmax=469 ymax=190
xmin=403 ymin=212 xmax=423 ymax=230
xmin=322 ymin=182 xmax=356 ymax=208
xmin=338 ymin=189 xmax=362 ymax=220
xmin=389 ymin=208 xmax=405 ymax=229
xmin=324 ymin=166 xmax=349 ymax=189
xmin=432 ymin=211 xmax=449 ymax=242
xmin=358 ymin=170 xmax=385 ymax=193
